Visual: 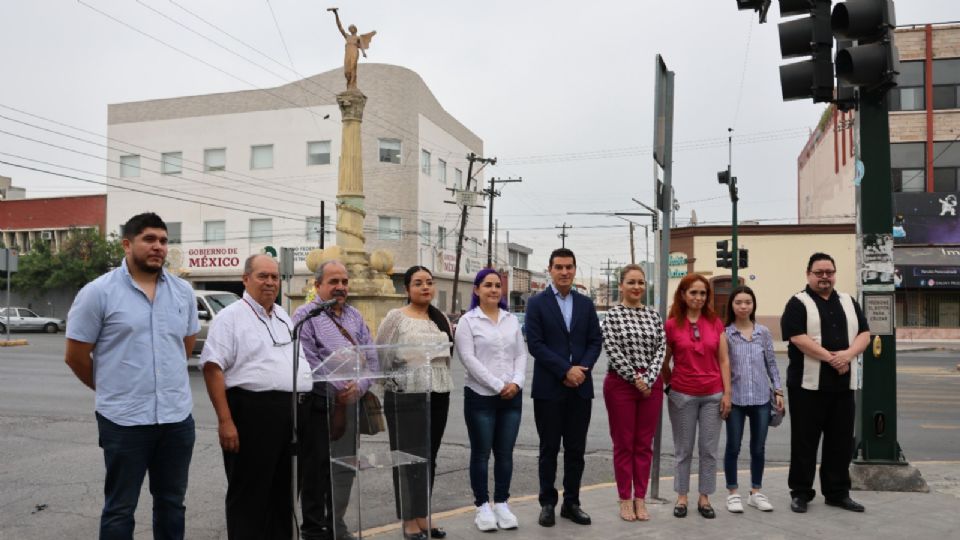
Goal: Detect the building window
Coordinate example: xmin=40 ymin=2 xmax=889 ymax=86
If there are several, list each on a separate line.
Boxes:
xmin=205 ymin=148 xmax=226 ymax=172
xmin=438 ymin=226 xmax=447 ymax=249
xmin=889 ymin=61 xmax=924 ymax=111
xmin=891 ymin=142 xmax=925 ymax=192
xmin=379 ymin=139 xmax=401 ymax=164
xmin=160 ymin=152 xmax=182 ymax=175
xmin=251 ymin=145 xmax=274 ymax=170
xmin=933 ymin=140 xmax=960 ymax=192
xmin=379 ymin=216 xmax=401 ymax=240
xmin=420 ymin=220 xmax=431 ymax=245
xmin=438 ymin=159 xmax=447 ymax=184
xmin=454 ymin=168 xmax=463 ymax=190
xmin=307 ymin=141 xmax=331 ymax=165
xmin=421 ymin=149 xmax=431 ymax=175
xmin=166 ymin=222 xmax=182 ymax=244
xmin=932 ymin=58 xmax=960 ymax=110
xmin=249 ymin=219 xmax=273 ymax=242
xmin=119 ymin=155 xmax=140 ymax=177
xmin=204 ymin=220 xmax=226 ymax=244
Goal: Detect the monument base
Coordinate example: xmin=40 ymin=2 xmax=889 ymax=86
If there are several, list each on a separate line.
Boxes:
xmin=851 ymin=462 xmax=929 ymax=492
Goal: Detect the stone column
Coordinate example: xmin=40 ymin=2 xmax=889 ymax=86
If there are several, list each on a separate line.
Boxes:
xmin=336 ymin=89 xmax=368 ymax=260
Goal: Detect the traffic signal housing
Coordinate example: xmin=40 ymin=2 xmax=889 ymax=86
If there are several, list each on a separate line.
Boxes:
xmin=739 ymin=248 xmax=749 ymax=269
xmin=716 ymin=240 xmax=732 ymax=269
xmin=777 ymin=0 xmax=834 ymax=103
xmin=832 ymin=0 xmax=898 ymax=93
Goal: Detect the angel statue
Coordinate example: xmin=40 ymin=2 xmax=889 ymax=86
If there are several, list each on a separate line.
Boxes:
xmin=328 ymin=7 xmax=376 ymax=91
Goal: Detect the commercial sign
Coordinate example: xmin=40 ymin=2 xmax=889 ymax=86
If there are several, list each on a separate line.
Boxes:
xmin=668 ymin=251 xmax=688 ymax=279
xmin=893 ymin=192 xmax=960 ymax=245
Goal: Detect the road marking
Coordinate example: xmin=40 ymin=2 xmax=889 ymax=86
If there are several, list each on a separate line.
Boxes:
xmin=920 ymin=424 xmax=960 ymax=430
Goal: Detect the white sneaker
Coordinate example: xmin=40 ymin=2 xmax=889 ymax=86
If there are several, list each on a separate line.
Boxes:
xmin=493 ymin=502 xmax=519 ymax=529
xmin=726 ymin=493 xmax=744 ymax=513
xmin=748 ymin=492 xmax=774 ymax=511
xmin=475 ymin=502 xmax=498 ymax=531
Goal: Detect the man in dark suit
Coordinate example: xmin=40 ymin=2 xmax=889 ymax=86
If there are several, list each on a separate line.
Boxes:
xmin=525 ymin=248 xmax=603 ymax=527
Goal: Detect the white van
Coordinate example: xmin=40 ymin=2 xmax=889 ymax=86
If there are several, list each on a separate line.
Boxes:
xmin=192 ymin=290 xmax=241 ymax=356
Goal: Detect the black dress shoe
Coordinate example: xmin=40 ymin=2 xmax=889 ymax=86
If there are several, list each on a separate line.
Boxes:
xmin=560 ymin=503 xmax=592 ymax=525
xmin=427 ymin=527 xmax=446 ymax=539
xmin=402 ymin=531 xmax=427 ymax=540
xmin=790 ymin=497 xmax=808 ymax=513
xmin=673 ymin=503 xmax=687 ymax=518
xmin=697 ymin=504 xmax=716 ymax=519
xmin=825 ymin=497 xmax=865 ymax=512
xmin=538 ymin=504 xmax=556 ymax=527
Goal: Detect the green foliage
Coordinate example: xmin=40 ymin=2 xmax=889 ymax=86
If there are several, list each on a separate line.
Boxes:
xmin=2 ymin=230 xmax=124 ymax=294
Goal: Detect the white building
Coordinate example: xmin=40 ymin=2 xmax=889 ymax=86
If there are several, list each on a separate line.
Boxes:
xmin=106 ymin=64 xmax=485 ymax=311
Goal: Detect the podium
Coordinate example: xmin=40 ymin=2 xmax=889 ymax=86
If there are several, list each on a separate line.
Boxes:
xmin=307 ymin=342 xmax=448 ymax=539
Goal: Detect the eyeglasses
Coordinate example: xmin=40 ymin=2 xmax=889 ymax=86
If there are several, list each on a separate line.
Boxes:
xmin=691 ymin=322 xmax=701 ymax=341
xmin=243 ymin=299 xmax=292 ymax=347
xmin=810 ymin=270 xmax=836 ymax=278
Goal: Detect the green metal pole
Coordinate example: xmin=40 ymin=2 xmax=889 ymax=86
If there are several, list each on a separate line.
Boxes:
xmin=855 ymin=90 xmax=902 ymax=463
xmin=731 ymin=179 xmax=739 ymax=286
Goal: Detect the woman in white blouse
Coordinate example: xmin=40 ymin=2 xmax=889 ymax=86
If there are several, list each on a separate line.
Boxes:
xmin=377 ymin=266 xmax=454 ymax=540
xmin=454 ymin=268 xmax=526 ymax=532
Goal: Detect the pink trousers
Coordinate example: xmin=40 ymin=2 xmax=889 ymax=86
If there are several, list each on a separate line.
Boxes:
xmin=603 ymin=372 xmax=664 ymax=500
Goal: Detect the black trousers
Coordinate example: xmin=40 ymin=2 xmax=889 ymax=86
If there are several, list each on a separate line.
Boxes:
xmin=533 ymin=389 xmax=592 ymax=507
xmin=223 ymin=388 xmax=308 ymax=540
xmin=787 ymin=386 xmax=855 ymax=502
xmin=384 ymin=390 xmax=450 ymax=520
xmin=300 ymin=390 xmax=332 ymax=540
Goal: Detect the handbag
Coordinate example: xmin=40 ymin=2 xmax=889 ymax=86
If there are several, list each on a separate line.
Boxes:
xmin=325 ymin=311 xmax=386 ymax=436
xmin=769 ymin=387 xmax=785 ymax=428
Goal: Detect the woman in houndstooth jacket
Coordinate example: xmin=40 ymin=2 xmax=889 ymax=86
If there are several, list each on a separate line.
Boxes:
xmin=601 ymin=264 xmax=666 ymax=522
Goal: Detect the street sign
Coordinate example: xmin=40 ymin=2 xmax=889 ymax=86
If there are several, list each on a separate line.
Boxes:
xmin=0 ymin=248 xmax=18 ymax=273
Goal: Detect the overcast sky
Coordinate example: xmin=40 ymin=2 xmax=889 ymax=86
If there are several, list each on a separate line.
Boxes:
xmin=1 ymin=0 xmax=956 ymax=277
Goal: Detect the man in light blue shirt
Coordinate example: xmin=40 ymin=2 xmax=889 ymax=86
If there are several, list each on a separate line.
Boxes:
xmin=65 ymin=212 xmax=199 ymax=540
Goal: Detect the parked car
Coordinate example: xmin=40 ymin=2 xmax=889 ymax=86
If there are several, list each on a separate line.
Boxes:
xmin=193 ymin=290 xmax=241 ymax=356
xmin=0 ymin=307 xmax=65 ymax=333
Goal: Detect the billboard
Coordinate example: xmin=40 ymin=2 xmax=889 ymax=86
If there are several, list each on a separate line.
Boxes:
xmin=893 ymin=192 xmax=960 ymax=245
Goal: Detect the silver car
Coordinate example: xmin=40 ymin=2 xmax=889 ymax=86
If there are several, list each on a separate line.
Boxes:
xmin=193 ymin=291 xmax=241 ymax=355
xmin=0 ymin=307 xmax=65 ymax=333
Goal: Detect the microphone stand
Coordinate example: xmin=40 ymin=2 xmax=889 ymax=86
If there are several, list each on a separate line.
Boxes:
xmin=290 ymin=299 xmax=336 ymax=540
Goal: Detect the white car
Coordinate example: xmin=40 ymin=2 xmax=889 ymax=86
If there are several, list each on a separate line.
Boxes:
xmin=0 ymin=307 xmax=65 ymax=333
xmin=192 ymin=291 xmax=241 ymax=356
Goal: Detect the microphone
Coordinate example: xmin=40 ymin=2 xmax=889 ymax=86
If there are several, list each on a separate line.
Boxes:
xmin=306 ymin=297 xmax=339 ymax=317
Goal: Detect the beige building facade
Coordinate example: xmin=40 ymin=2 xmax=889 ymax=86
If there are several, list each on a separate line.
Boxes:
xmin=666 ymin=224 xmax=856 ymax=340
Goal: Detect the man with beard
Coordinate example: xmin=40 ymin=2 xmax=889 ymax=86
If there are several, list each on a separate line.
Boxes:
xmin=781 ymin=252 xmax=870 ymax=514
xmin=201 ymin=254 xmax=313 ymax=539
xmin=294 ymin=260 xmax=378 ymax=540
xmin=65 ymin=212 xmax=200 ymax=539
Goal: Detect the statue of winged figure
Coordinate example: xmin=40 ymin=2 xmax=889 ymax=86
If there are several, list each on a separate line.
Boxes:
xmin=328 ymin=7 xmax=376 ymax=91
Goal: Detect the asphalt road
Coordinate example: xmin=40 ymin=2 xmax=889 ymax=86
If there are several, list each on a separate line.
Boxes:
xmin=1 ymin=333 xmax=958 ymax=538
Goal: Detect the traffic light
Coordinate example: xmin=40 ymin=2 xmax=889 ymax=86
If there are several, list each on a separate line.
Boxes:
xmin=716 ymin=240 xmax=732 ymax=269
xmin=739 ymin=248 xmax=749 ymax=269
xmin=652 ymin=212 xmax=659 ymax=232
xmin=717 ymin=170 xmax=731 ymax=185
xmin=832 ymin=0 xmax=898 ymax=93
xmin=735 ymin=0 xmax=772 ymax=23
xmin=777 ymin=0 xmax=834 ymax=103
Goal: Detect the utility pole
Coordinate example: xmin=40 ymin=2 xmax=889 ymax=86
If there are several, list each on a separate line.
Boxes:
xmin=484 ymin=176 xmax=522 ymax=267
xmin=629 ymin=222 xmax=636 ymax=264
xmin=555 ymin=222 xmax=572 ymax=248
xmin=319 ymin=200 xmax=325 ymax=249
xmin=449 ymin=152 xmax=496 ymax=313
xmin=717 ymin=129 xmax=739 ymax=286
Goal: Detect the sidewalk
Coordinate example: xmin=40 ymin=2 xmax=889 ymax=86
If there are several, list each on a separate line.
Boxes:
xmin=399 ymin=461 xmax=960 ymax=540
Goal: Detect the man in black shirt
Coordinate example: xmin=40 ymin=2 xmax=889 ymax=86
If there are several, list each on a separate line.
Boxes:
xmin=780 ymin=253 xmax=870 ymax=514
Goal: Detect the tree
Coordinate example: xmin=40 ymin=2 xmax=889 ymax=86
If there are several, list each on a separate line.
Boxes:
xmin=3 ymin=229 xmax=123 ymax=294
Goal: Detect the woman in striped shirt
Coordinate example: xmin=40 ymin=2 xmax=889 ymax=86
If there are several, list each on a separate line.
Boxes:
xmin=722 ymin=286 xmax=784 ymax=514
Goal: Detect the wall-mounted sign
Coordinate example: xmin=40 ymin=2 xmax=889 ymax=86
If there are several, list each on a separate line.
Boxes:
xmin=863 ymin=293 xmax=894 ymax=336
xmin=668 ymin=251 xmax=688 ymax=279
xmin=893 ymin=192 xmax=960 ymax=245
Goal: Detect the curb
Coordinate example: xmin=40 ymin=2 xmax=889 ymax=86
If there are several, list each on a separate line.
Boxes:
xmin=0 ymin=339 xmax=29 ymax=347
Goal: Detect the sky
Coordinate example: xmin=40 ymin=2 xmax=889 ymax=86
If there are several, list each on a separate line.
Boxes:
xmin=1 ymin=0 xmax=957 ymax=279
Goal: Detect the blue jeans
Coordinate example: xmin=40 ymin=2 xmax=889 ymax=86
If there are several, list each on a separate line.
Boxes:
xmin=96 ymin=413 xmax=195 ymax=540
xmin=723 ymin=403 xmax=771 ymax=490
xmin=463 ymin=387 xmax=522 ymax=506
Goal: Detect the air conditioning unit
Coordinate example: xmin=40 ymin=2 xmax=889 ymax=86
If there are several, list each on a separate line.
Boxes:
xmin=40 ymin=231 xmax=53 ymax=240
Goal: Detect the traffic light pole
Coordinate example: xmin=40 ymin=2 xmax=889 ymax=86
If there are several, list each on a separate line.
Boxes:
xmin=727 ymin=129 xmax=739 ymax=285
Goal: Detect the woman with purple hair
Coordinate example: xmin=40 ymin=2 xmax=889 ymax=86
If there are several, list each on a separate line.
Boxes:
xmin=454 ymin=267 xmax=527 ymax=531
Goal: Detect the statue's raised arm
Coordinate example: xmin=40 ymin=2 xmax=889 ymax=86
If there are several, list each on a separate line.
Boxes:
xmin=328 ymin=7 xmax=376 ymax=91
